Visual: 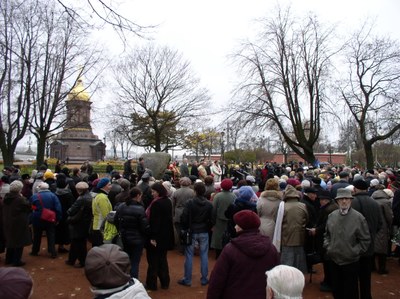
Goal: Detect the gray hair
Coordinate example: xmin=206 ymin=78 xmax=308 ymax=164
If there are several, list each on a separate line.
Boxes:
xmin=9 ymin=180 xmax=23 ymax=193
xmin=266 ymin=265 xmax=304 ymax=299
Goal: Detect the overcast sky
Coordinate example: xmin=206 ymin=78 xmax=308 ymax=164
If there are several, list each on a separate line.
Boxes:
xmin=90 ymin=0 xmax=400 ymax=148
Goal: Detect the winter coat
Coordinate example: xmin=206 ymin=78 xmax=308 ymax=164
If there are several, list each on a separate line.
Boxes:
xmin=114 ymin=200 xmax=149 ymax=245
xmin=210 ymin=191 xmax=236 ymax=250
xmin=67 ymin=191 xmax=92 ymax=239
xmin=351 ymin=192 xmax=383 ymax=256
xmin=207 ymin=230 xmax=280 ymax=299
xmin=91 ymin=278 xmax=151 ymax=299
xmin=180 ymin=196 xmax=213 ymax=233
xmin=324 ymin=208 xmax=371 ymax=265
xmin=146 ymin=196 xmax=175 ymax=250
xmin=371 ymin=190 xmax=393 ymax=254
xmin=172 ymin=186 xmax=195 ymax=224
xmin=55 ymin=188 xmax=75 ymax=245
xmin=2 ymin=192 xmax=32 ymax=248
xmin=314 ymin=200 xmax=338 ymax=258
xmin=30 ymin=190 xmax=62 ymax=225
xmin=257 ymin=190 xmax=281 ymax=238
xmin=281 ymin=198 xmax=309 ymax=247
xmin=92 ymin=190 xmax=112 ymax=230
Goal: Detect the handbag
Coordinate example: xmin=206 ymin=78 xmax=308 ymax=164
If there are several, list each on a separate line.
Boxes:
xmin=179 ymin=201 xmax=193 ymax=246
xmin=38 ymin=193 xmax=56 ymax=223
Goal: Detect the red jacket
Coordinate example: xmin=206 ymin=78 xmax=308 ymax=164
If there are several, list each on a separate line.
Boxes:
xmin=207 ymin=229 xmax=280 ymax=299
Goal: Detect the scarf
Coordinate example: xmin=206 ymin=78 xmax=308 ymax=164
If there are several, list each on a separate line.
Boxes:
xmin=272 ymin=201 xmax=285 ymax=252
xmin=145 ymin=196 xmax=161 ymax=219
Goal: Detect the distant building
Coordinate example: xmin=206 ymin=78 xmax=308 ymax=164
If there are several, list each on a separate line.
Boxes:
xmin=50 ymin=77 xmax=105 ymax=163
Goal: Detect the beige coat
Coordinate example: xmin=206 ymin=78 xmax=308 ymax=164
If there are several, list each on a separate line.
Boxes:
xmin=257 ymin=190 xmax=282 ymax=238
xmin=281 ymin=198 xmax=308 ymax=246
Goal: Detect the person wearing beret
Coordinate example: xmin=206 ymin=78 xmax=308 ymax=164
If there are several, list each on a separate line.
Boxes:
xmin=207 ymin=210 xmax=279 ymax=299
xmin=351 ymin=179 xmax=382 ymax=299
xmin=91 ymin=178 xmax=112 ymax=247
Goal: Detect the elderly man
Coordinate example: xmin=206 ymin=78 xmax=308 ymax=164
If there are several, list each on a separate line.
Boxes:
xmin=265 ymin=265 xmax=305 ymax=299
xmin=324 ymin=188 xmax=370 ymax=299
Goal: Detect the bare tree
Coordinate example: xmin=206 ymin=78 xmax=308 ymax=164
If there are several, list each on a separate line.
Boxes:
xmin=113 ymin=43 xmax=210 ymax=152
xmin=337 ymin=23 xmax=400 ymax=169
xmin=233 ymin=7 xmax=335 ymax=165
xmin=0 ymin=0 xmax=37 ymax=166
xmin=26 ymin=1 xmax=104 ymax=167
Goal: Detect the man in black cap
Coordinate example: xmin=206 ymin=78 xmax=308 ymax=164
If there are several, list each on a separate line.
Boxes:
xmin=351 ymin=179 xmax=382 ymax=299
xmin=330 ymin=172 xmax=350 ymax=199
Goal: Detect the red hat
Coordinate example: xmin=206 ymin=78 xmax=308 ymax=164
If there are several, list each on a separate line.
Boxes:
xmin=220 ymin=178 xmax=233 ymax=191
xmin=233 ymin=210 xmax=261 ymax=230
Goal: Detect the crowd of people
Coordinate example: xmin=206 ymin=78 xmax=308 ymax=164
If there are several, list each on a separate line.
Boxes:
xmin=0 ymin=158 xmax=399 ymax=299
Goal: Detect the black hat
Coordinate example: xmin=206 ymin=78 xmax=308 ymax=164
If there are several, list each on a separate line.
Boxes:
xmin=339 ymin=172 xmax=349 ymax=179
xmin=312 ymin=177 xmax=322 ymax=185
xmin=353 ymin=179 xmax=369 ymax=190
xmin=318 ymin=190 xmax=332 ymax=200
xmin=304 ymin=187 xmax=318 ymax=194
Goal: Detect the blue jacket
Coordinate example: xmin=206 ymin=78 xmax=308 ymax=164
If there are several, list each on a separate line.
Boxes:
xmin=30 ymin=190 xmax=62 ymax=224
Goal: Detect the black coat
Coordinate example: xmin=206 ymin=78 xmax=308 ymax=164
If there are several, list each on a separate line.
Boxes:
xmin=181 ymin=196 xmax=213 ymax=234
xmin=114 ymin=200 xmax=149 ymax=245
xmin=147 ymin=196 xmax=175 ymax=250
xmin=67 ymin=191 xmax=92 ymax=239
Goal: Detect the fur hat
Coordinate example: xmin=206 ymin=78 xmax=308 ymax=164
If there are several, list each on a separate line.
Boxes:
xmin=0 ymin=267 xmax=33 ymax=299
xmin=335 ymin=188 xmax=354 ymax=200
xmin=353 ymin=179 xmax=369 ymax=190
xmin=233 ymin=210 xmax=260 ymax=230
xmin=85 ymin=244 xmax=131 ymax=289
xmin=284 ymin=185 xmax=300 ymax=200
xmin=9 ymin=180 xmax=23 ymax=193
xmin=97 ymin=177 xmax=111 ymax=189
xmin=220 ymin=178 xmax=233 ymax=191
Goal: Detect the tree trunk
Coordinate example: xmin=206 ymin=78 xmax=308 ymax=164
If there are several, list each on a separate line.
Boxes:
xmin=364 ymin=141 xmax=374 ymax=169
xmin=36 ymin=135 xmax=47 ymax=168
xmin=0 ymin=146 xmax=15 ymax=167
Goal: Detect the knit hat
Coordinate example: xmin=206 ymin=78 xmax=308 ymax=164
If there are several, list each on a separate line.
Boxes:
xmin=353 ymin=179 xmax=369 ymax=190
xmin=239 ymin=186 xmax=254 ymax=201
xmin=284 ymin=185 xmax=300 ymax=200
xmin=9 ymin=180 xmax=23 ymax=193
xmin=85 ymin=244 xmax=131 ymax=289
xmin=220 ymin=178 xmax=233 ymax=191
xmin=97 ymin=177 xmax=111 ymax=189
xmin=287 ymin=178 xmax=301 ymax=187
xmin=44 ymin=170 xmax=55 ymax=180
xmin=335 ymin=188 xmax=354 ymax=200
xmin=0 ymin=267 xmax=33 ymax=299
xmin=370 ymin=179 xmax=380 ymax=187
xmin=76 ymin=181 xmax=89 ymax=190
xmin=233 ymin=210 xmax=261 ymax=230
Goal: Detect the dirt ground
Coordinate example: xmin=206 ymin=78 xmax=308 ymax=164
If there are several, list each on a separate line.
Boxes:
xmin=3 ymin=239 xmax=400 ymax=299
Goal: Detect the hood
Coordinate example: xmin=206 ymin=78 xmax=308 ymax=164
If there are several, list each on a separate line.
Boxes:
xmin=230 ymin=230 xmax=274 ymax=258
xmin=371 ymin=189 xmax=390 ymax=200
xmin=193 ymin=196 xmax=208 ymax=206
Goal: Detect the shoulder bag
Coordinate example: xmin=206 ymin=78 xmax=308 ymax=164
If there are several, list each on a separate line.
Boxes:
xmin=38 ymin=193 xmax=56 ymax=223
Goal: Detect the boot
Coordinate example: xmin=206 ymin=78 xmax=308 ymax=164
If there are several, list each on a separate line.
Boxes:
xmin=377 ymin=254 xmax=388 ymax=274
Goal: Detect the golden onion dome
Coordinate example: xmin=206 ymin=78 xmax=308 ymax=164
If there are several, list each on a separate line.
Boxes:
xmin=68 ymin=77 xmax=90 ymax=101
